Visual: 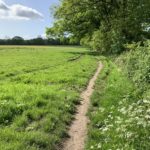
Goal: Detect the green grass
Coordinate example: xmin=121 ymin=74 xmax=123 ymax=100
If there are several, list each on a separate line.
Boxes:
xmin=86 ymin=59 xmax=150 ymax=150
xmin=1 ymin=45 xmax=149 ymax=150
xmin=0 ymin=46 xmax=99 ymax=150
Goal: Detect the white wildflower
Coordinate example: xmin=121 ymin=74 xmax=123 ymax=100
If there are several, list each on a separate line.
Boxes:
xmin=145 ymin=115 xmax=150 ymax=119
xmin=119 ymin=107 xmax=127 ymax=115
xmin=90 ymin=145 xmax=94 ymax=149
xmin=143 ymin=99 xmax=150 ymax=104
xmin=99 ymin=107 xmax=105 ymax=112
xmin=102 ymin=127 xmax=109 ymax=132
xmin=126 ymin=132 xmax=133 ymax=138
xmin=97 ymin=143 xmax=101 ymax=149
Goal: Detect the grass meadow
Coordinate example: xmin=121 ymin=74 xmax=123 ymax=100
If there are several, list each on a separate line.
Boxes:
xmin=0 ymin=46 xmax=99 ymax=150
xmin=0 ymin=45 xmax=149 ymax=150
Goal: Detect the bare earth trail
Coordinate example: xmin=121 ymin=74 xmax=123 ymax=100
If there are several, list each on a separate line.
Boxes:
xmin=63 ymin=62 xmax=103 ymax=150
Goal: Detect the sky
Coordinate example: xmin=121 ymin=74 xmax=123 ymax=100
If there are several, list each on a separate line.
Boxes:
xmin=0 ymin=0 xmax=59 ymax=39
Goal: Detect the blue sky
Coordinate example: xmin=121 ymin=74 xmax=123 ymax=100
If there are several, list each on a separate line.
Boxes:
xmin=0 ymin=0 xmax=59 ymax=39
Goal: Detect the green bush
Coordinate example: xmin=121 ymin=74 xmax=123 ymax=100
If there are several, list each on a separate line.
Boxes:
xmin=81 ymin=23 xmax=125 ymax=54
xmin=117 ymin=41 xmax=150 ymax=93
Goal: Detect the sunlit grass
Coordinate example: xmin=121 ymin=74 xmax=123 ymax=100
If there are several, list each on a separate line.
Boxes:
xmin=0 ymin=46 xmax=99 ymax=150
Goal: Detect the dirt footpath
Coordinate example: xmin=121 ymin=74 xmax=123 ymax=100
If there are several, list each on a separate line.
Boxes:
xmin=63 ymin=62 xmax=103 ymax=150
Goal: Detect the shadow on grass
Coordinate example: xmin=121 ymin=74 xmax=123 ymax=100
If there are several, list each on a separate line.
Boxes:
xmin=66 ymin=51 xmax=101 ymax=56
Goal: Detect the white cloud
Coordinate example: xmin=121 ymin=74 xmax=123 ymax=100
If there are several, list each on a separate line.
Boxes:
xmin=0 ymin=0 xmax=44 ymax=20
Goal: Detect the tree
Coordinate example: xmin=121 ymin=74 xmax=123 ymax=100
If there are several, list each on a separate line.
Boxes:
xmin=11 ymin=36 xmax=24 ymax=45
xmin=47 ymin=0 xmax=150 ymax=54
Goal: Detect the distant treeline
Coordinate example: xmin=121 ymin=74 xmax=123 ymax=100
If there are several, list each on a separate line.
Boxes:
xmin=0 ymin=36 xmax=80 ymax=45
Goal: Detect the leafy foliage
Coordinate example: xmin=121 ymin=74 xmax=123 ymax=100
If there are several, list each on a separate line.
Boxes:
xmin=117 ymin=41 xmax=150 ymax=93
xmin=47 ymin=0 xmax=150 ymax=53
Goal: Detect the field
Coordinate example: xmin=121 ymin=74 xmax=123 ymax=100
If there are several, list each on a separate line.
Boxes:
xmin=0 ymin=46 xmax=99 ymax=150
xmin=0 ymin=45 xmax=149 ymax=150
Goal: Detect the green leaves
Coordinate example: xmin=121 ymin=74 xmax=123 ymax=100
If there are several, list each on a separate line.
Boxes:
xmin=47 ymin=0 xmax=150 ymax=53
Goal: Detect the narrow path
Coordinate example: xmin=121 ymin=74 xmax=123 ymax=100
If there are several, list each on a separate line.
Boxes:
xmin=63 ymin=62 xmax=103 ymax=150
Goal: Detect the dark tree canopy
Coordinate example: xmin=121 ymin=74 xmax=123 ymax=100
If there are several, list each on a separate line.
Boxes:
xmin=47 ymin=0 xmax=150 ymax=54
xmin=0 ymin=36 xmax=79 ymax=46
